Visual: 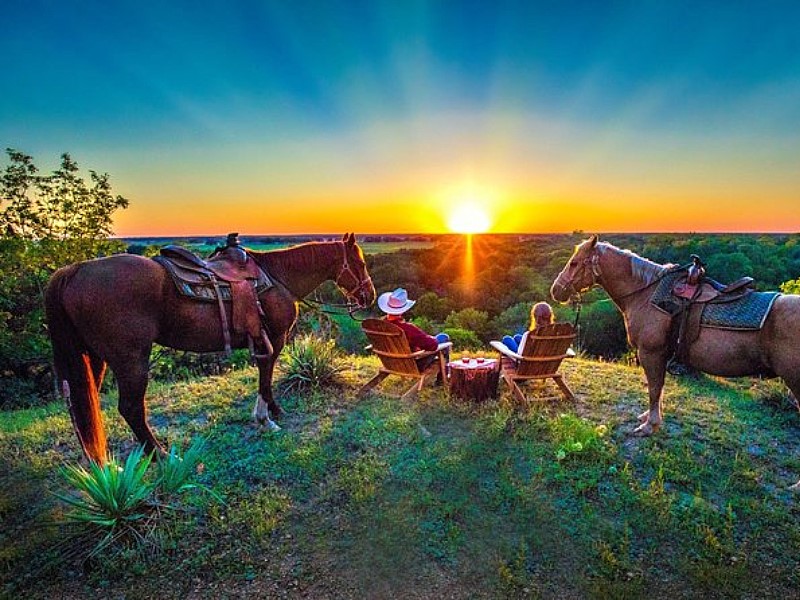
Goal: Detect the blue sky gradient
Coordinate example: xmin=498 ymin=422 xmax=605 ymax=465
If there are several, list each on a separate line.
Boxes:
xmin=2 ymin=1 xmax=799 ymax=234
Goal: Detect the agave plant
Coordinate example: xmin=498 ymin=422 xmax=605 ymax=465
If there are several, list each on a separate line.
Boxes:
xmin=155 ymin=437 xmax=221 ymax=501
xmin=281 ymin=333 xmax=345 ymax=393
xmin=55 ymin=446 xmax=155 ymax=556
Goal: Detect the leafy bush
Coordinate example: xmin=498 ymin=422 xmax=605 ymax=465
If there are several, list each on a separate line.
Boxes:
xmin=576 ymin=300 xmax=628 ymax=358
xmin=445 ymin=308 xmax=491 ymax=341
xmin=1 ymin=150 xmax=129 ymax=406
xmin=549 ymin=413 xmax=608 ymax=461
xmin=280 ymin=333 xmax=345 ymax=393
xmin=781 ymin=277 xmax=800 ymax=295
xmin=490 ymin=303 xmax=531 ymax=339
xmin=149 ymin=346 xmax=250 ymax=382
xmin=440 ymin=327 xmax=483 ymax=351
xmin=330 ymin=313 xmax=369 ymax=355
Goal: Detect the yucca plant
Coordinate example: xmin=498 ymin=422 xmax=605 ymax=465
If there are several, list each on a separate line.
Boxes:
xmin=281 ymin=333 xmax=345 ymax=393
xmin=155 ymin=437 xmax=221 ymax=502
xmin=55 ymin=445 xmax=155 ymax=556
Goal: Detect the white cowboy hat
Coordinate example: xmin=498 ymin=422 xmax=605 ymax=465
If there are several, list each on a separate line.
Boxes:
xmin=377 ymin=287 xmax=416 ymax=315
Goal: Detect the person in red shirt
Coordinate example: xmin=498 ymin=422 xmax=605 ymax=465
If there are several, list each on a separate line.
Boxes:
xmin=377 ymin=288 xmax=450 ymax=368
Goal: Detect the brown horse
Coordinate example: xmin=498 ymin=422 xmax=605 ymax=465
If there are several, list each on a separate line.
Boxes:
xmin=552 ymin=236 xmax=800 ymax=437
xmin=45 ymin=233 xmax=375 ymax=464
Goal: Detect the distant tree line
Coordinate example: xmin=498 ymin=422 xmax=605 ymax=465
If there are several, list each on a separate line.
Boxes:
xmin=362 ymin=232 xmax=800 ymax=359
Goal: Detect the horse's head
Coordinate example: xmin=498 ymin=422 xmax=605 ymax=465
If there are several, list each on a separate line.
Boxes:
xmin=551 ymin=235 xmax=601 ymax=303
xmin=335 ymin=233 xmax=376 ymax=309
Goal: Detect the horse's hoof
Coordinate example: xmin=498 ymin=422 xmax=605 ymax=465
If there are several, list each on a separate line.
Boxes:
xmin=632 ymin=421 xmax=656 ymax=437
xmin=263 ymin=420 xmax=281 ymax=433
xmin=637 ymin=410 xmax=649 ymax=423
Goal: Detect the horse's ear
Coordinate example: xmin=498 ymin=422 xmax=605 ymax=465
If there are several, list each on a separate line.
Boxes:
xmin=346 ymin=232 xmax=356 ymax=246
xmin=341 ymin=233 xmax=348 ymax=242
xmin=588 ymin=235 xmax=598 ymax=248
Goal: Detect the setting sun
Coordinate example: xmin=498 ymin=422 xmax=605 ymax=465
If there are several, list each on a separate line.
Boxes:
xmin=447 ymin=202 xmax=492 ymax=234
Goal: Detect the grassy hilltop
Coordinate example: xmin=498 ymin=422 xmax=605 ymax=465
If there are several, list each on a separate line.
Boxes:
xmin=2 ymin=356 xmax=800 ymax=599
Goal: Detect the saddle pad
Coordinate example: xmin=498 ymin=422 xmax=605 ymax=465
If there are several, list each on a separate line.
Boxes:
xmin=701 ymin=291 xmax=780 ymax=330
xmin=650 ymin=269 xmax=687 ymax=316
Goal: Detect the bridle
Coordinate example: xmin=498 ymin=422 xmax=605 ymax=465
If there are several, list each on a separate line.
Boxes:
xmin=554 ymin=249 xmax=603 ymax=302
xmin=332 ymin=241 xmax=374 ymax=311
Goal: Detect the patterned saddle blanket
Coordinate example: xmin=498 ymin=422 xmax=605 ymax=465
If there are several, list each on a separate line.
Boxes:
xmin=651 ymin=269 xmax=779 ymax=330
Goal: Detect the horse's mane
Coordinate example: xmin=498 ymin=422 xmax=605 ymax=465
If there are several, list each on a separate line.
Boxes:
xmin=253 ymin=241 xmax=338 ymax=277
xmin=596 ymin=242 xmax=668 ymax=285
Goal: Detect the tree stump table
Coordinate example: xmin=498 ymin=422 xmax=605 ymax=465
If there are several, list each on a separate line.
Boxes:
xmin=448 ymin=358 xmax=500 ymax=402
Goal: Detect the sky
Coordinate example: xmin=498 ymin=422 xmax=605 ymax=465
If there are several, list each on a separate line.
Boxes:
xmin=2 ymin=0 xmax=799 ymax=235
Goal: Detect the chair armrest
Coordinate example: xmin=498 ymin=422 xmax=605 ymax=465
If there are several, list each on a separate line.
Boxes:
xmin=408 ymin=341 xmax=451 ymax=359
xmin=489 ymin=340 xmax=523 ymax=361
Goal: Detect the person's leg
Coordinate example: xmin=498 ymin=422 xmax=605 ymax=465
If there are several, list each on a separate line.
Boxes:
xmin=502 ymin=335 xmax=518 ymax=353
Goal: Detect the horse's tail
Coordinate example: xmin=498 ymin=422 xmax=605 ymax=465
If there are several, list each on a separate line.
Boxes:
xmin=44 ymin=265 xmax=108 ymax=464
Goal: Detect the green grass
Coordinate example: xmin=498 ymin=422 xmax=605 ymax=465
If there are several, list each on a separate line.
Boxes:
xmin=2 ymin=357 xmax=800 ymax=598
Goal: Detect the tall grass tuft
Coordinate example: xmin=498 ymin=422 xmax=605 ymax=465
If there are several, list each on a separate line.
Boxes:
xmin=281 ymin=333 xmax=345 ymax=393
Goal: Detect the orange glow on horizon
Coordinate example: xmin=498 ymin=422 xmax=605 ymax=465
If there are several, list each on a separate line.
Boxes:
xmin=110 ymin=182 xmax=800 ymax=237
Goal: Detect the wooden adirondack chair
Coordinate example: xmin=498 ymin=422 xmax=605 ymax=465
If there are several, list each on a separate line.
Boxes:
xmin=489 ymin=322 xmax=577 ymax=403
xmin=357 ymin=318 xmax=452 ymax=400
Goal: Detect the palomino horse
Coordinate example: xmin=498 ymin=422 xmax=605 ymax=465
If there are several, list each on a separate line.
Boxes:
xmin=552 ymin=236 xmax=800 ymax=437
xmin=45 ymin=233 xmax=375 ymax=464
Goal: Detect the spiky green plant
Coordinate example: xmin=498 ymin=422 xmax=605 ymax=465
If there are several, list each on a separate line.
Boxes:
xmin=281 ymin=333 xmax=345 ymax=393
xmin=155 ymin=437 xmax=221 ymax=501
xmin=55 ymin=446 xmax=155 ymax=556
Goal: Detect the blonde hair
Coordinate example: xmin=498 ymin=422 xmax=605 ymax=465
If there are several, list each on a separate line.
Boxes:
xmin=530 ymin=302 xmax=554 ymax=330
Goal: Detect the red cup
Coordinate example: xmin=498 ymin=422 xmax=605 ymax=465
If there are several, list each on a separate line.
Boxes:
xmin=461 ymin=357 xmax=470 ymax=364
xmin=476 ymin=357 xmax=485 ymax=364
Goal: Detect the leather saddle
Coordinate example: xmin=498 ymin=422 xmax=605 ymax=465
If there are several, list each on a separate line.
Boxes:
xmin=153 ymin=233 xmax=273 ymax=357
xmin=671 ymin=256 xmax=754 ymax=303
xmin=666 ymin=255 xmax=755 ymax=368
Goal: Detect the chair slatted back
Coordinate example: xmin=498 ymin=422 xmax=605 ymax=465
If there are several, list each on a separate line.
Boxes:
xmin=361 ymin=318 xmax=421 ymax=376
xmin=517 ymin=323 xmax=576 ymax=378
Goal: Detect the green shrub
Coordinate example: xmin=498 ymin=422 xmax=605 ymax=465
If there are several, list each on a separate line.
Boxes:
xmin=149 ymin=346 xmax=250 ymax=381
xmin=330 ymin=313 xmax=369 ymax=355
xmin=440 ymin=327 xmax=483 ymax=351
xmin=577 ymin=300 xmax=628 ymax=359
xmin=445 ymin=308 xmax=491 ymax=341
xmin=280 ymin=333 xmax=345 ymax=393
xmin=550 ymin=413 xmax=608 ymax=461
